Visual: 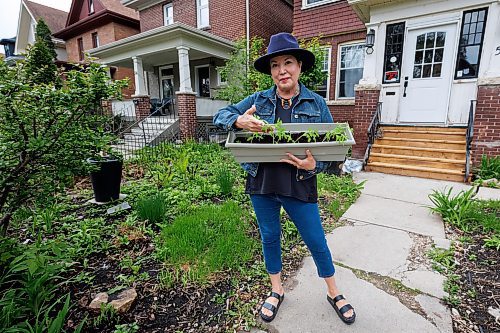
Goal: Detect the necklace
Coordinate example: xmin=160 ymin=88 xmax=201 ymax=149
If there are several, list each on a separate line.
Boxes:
xmin=276 ymin=87 xmax=300 ymax=110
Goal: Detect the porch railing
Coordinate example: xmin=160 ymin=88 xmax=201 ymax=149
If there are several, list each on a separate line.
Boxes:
xmin=465 ymin=99 xmax=476 ymax=182
xmin=111 ymin=100 xmax=180 ymax=158
xmin=364 ymin=102 xmax=383 ymax=165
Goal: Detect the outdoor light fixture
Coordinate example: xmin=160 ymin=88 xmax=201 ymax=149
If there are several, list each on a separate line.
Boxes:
xmin=365 ymin=29 xmax=376 ymax=54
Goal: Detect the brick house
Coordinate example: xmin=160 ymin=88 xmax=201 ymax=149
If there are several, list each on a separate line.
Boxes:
xmin=296 ymin=0 xmax=499 ymax=181
xmin=53 ymin=0 xmax=140 ymax=98
xmin=294 ymin=0 xmax=367 ymax=159
xmin=89 ymin=0 xmax=293 ymax=140
xmin=13 ymin=0 xmax=68 ymax=63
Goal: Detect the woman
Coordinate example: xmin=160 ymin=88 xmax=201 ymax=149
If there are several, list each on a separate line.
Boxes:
xmin=213 ymin=33 xmax=356 ymax=325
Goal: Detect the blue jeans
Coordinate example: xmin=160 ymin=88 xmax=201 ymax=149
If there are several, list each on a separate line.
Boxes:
xmin=250 ymin=194 xmax=335 ymax=278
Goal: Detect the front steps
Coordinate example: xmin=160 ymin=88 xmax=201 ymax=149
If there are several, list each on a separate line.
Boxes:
xmin=366 ymin=126 xmax=468 ymax=182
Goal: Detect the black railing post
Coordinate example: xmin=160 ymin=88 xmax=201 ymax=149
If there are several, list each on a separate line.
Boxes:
xmin=465 ymin=100 xmax=476 ymax=182
xmin=364 ymin=102 xmax=382 ymax=165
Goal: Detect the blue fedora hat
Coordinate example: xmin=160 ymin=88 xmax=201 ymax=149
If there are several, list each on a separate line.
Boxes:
xmin=254 ymin=32 xmax=315 ymax=75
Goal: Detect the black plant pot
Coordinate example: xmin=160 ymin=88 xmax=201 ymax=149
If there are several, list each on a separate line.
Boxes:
xmin=87 ymin=157 xmax=123 ymax=203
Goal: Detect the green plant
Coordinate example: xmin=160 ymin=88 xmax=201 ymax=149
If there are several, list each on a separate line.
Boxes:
xmin=428 ymin=187 xmax=476 ymax=231
xmin=136 ymin=192 xmax=167 ymax=224
xmin=427 ymin=245 xmax=456 ymax=273
xmin=484 ymin=235 xmax=500 ymax=250
xmin=273 ymin=120 xmax=293 ymax=143
xmin=215 ymin=166 xmax=235 ymax=196
xmin=323 ymin=126 xmax=348 ymax=142
xmin=297 ymin=129 xmax=320 ymax=143
xmin=475 ymin=154 xmax=500 ymax=181
xmin=114 ymin=322 xmax=139 ymax=333
xmin=93 ymin=304 xmax=118 ymax=328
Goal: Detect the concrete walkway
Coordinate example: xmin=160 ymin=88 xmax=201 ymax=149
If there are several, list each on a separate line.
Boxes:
xmin=261 ymin=172 xmax=498 ymax=333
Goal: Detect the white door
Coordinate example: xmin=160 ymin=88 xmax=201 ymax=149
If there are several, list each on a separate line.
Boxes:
xmin=399 ymin=24 xmax=457 ymax=123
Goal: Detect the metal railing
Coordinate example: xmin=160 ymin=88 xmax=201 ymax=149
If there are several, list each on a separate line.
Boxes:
xmin=465 ymin=99 xmax=476 ymax=182
xmin=111 ymin=100 xmax=180 ymax=159
xmin=364 ymin=102 xmax=383 ymax=165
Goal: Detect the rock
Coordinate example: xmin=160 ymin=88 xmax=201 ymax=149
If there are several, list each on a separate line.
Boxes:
xmin=109 ymin=288 xmax=137 ymax=313
xmin=451 ymin=308 xmax=460 ymax=317
xmin=487 ymin=306 xmax=500 ymax=320
xmin=89 ymin=292 xmax=109 ymax=310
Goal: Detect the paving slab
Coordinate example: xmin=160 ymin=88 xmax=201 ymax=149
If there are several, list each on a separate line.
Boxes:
xmin=399 ymin=270 xmax=447 ymax=299
xmin=269 ymin=261 xmax=441 ymax=333
xmin=342 ymin=194 xmax=446 ymax=238
xmin=353 ymin=172 xmax=471 ymax=206
xmin=327 ymin=223 xmax=411 ymax=276
xmin=416 ymin=294 xmax=453 ymax=333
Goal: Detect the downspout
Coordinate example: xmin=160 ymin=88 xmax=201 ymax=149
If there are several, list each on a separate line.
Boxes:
xmin=246 ymin=0 xmax=250 ymax=77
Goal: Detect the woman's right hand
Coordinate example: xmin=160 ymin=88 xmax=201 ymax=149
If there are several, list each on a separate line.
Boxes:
xmin=234 ymin=105 xmax=265 ymax=132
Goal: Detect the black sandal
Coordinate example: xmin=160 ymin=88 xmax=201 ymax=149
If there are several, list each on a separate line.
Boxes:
xmin=327 ymin=294 xmax=356 ymax=325
xmin=259 ymin=291 xmax=284 ymax=322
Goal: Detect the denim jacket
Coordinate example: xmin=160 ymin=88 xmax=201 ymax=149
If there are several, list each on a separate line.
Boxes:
xmin=213 ymin=82 xmax=333 ymax=180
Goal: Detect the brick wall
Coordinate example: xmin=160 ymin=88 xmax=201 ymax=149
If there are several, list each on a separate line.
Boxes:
xmin=133 ymin=95 xmax=151 ymax=120
xmin=139 ymin=0 xmax=290 ymax=41
xmin=472 ymin=84 xmax=500 ymax=166
xmin=113 ymin=67 xmax=135 ymax=99
xmin=177 ymin=93 xmax=197 ymax=140
xmin=351 ymin=88 xmax=380 ymax=159
xmin=293 ymin=0 xmax=365 ymax=39
xmin=250 ymin=0 xmax=293 ymax=40
xmin=329 ymin=104 xmax=355 ymax=124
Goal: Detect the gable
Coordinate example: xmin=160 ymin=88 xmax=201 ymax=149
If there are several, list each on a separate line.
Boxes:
xmin=24 ymin=0 xmax=68 ymax=34
xmin=66 ymin=0 xmax=105 ymax=26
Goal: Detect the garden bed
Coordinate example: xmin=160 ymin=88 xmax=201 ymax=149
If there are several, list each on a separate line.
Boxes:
xmin=0 ymin=142 xmax=363 ymax=333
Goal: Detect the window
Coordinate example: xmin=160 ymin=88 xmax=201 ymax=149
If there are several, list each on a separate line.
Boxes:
xmin=91 ymin=32 xmax=99 ymax=48
xmin=77 ymin=37 xmax=84 ymax=61
xmin=88 ymin=0 xmax=94 ymax=14
xmin=412 ymin=31 xmax=446 ymax=79
xmin=163 ymin=3 xmax=173 ymax=26
xmin=337 ymin=43 xmax=364 ymax=98
xmin=302 ymin=0 xmax=339 ymax=9
xmin=196 ymin=66 xmax=210 ymax=97
xmin=314 ymin=47 xmax=331 ymax=99
xmin=455 ymin=8 xmax=488 ymax=79
xmin=197 ymin=0 xmax=209 ymax=28
xmin=217 ymin=69 xmax=227 ymax=86
xmin=383 ymin=22 xmax=405 ymax=83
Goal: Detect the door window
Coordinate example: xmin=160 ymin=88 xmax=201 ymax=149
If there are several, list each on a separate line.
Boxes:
xmin=413 ymin=32 xmax=445 ymax=79
xmin=197 ymin=67 xmax=210 ymax=97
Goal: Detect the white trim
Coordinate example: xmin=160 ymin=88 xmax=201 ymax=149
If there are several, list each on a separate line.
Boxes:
xmin=336 ymin=40 xmax=366 ymax=100
xmin=194 ymin=64 xmax=210 ymax=97
xmin=315 ymin=46 xmax=331 ymax=100
xmin=197 ymin=0 xmax=210 ymax=29
xmin=301 ymin=0 xmax=340 ymax=10
xmin=163 ymin=3 xmax=174 ymax=26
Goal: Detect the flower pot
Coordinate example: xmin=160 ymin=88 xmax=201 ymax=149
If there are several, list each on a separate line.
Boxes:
xmin=225 ymin=123 xmax=355 ymax=163
xmin=87 ymin=157 xmax=123 ymax=203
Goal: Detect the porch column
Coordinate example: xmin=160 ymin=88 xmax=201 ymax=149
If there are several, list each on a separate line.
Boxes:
xmin=132 ymin=56 xmax=147 ymax=96
xmin=176 ymin=46 xmax=197 ymax=140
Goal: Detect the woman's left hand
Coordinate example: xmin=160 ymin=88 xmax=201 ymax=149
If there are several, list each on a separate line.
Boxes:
xmin=280 ymin=149 xmax=316 ymax=171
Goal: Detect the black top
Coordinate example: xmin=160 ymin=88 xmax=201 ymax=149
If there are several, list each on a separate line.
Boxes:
xmin=245 ymin=94 xmax=318 ymax=203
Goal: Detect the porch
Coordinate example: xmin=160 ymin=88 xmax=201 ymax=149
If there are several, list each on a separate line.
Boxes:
xmin=89 ymin=22 xmax=234 ymax=143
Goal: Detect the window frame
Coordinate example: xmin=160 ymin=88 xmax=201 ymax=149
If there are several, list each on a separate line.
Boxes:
xmin=163 ymin=3 xmax=174 ymax=26
xmin=77 ymin=37 xmax=84 ymax=61
xmin=454 ymin=7 xmax=488 ymax=80
xmin=314 ymin=46 xmax=332 ymax=100
xmin=217 ymin=68 xmax=227 ymax=86
xmin=194 ymin=64 xmax=211 ymax=97
xmin=196 ymin=0 xmax=209 ymax=29
xmin=301 ymin=0 xmax=340 ymax=10
xmin=88 ymin=0 xmax=95 ymax=14
xmin=336 ymin=41 xmax=365 ymax=100
xmin=91 ymin=32 xmax=99 ymax=48
xmin=382 ymin=22 xmax=406 ymax=84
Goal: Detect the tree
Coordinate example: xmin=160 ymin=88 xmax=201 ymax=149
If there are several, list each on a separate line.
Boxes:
xmin=216 ymin=36 xmax=328 ymax=103
xmin=35 ymin=19 xmax=57 ymax=60
xmin=0 ymin=57 xmax=127 ymax=234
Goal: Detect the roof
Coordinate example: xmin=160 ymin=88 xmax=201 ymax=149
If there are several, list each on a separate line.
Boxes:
xmin=23 ymin=0 xmax=68 ymax=34
xmin=99 ymin=0 xmax=139 ymax=20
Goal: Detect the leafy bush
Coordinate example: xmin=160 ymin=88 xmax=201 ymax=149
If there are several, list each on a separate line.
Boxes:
xmin=136 ymin=193 xmax=167 ymax=224
xmin=428 ymin=187 xmax=476 ymax=231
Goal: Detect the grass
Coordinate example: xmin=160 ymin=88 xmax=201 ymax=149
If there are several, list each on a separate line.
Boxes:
xmin=475 ymin=154 xmax=500 ymax=181
xmin=155 ymin=201 xmax=257 ymax=283
xmin=136 ymin=192 xmax=167 ymax=224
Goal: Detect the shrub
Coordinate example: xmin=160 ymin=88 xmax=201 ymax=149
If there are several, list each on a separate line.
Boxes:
xmin=475 ymin=155 xmax=500 ymax=181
